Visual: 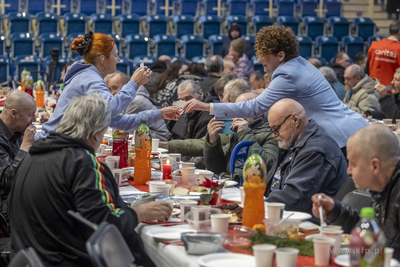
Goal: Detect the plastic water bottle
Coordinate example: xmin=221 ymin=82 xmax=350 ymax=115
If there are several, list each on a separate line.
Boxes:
xmin=25 ymin=71 xmax=34 ymax=96
xmin=349 ymin=207 xmax=385 ymax=267
xmin=134 ymin=121 xmax=152 ymax=185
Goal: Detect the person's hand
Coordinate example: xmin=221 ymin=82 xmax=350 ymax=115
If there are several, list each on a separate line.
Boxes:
xmin=207 ymin=118 xmax=225 ymax=145
xmin=161 ymin=106 xmax=182 ymax=120
xmin=376 ymin=84 xmax=388 ymax=98
xmin=131 ymin=67 xmax=153 ymax=86
xmin=20 ymin=124 xmax=36 ymax=152
xmin=159 ymin=141 xmax=168 ymax=149
xmin=183 ymin=99 xmax=210 ymax=113
xmin=132 ymin=201 xmax=172 ymax=222
xmin=311 ymin=193 xmax=335 ymax=221
xmin=231 ymin=118 xmax=249 ymax=133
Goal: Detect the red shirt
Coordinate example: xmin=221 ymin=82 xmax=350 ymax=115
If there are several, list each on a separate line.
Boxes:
xmin=368 ymin=39 xmax=400 ymax=86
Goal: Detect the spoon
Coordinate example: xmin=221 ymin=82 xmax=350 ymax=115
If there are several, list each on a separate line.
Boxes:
xmin=278 ymin=212 xmax=294 ymax=224
xmin=318 ymin=194 xmax=327 ymax=227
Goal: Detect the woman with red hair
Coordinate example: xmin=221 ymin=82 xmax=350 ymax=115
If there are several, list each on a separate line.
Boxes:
xmin=36 ymin=31 xmax=181 ymax=139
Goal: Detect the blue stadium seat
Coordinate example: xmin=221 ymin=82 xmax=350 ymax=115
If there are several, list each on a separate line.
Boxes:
xmin=118 ymin=14 xmax=140 ymax=38
xmin=353 ymin=17 xmax=376 ymax=42
xmin=202 ymin=0 xmax=227 ymax=16
xmin=90 ymin=14 xmax=113 ymax=35
xmin=44 ymin=55 xmax=70 ymax=82
xmin=154 ymin=0 xmax=175 ymax=16
xmin=146 ymin=15 xmax=168 ymax=38
xmin=297 ymin=36 xmax=313 ymax=58
xmin=367 ymin=36 xmax=383 ymax=48
xmin=225 ymin=15 xmax=248 ymax=36
xmin=251 ymin=0 xmax=275 ymax=16
xmin=153 ymin=34 xmax=177 ymax=58
xmin=192 ymin=56 xmax=207 ymax=64
xmin=199 ymin=15 xmax=221 ymax=39
xmin=171 ymin=56 xmax=190 ymax=64
xmin=0 ymin=34 xmax=5 ymax=56
xmin=227 ymin=0 xmax=248 ymax=16
xmin=108 ymin=34 xmax=122 ymax=55
xmin=277 ymin=0 xmax=295 ymax=16
xmin=277 ymin=16 xmax=299 ymax=35
xmin=0 ymin=14 xmax=2 ymax=33
xmin=315 ymin=36 xmax=339 ymax=61
xmin=10 ymin=32 xmax=35 ymax=60
xmin=252 ymin=56 xmax=265 ymax=74
xmin=0 ymin=56 xmax=9 ymax=84
xmin=117 ymin=56 xmax=133 ymax=76
xmin=302 ymin=16 xmax=324 ymax=41
xmin=80 ymin=0 xmax=97 ymax=15
xmin=36 ymin=12 xmax=59 ymax=36
xmin=342 ymin=35 xmax=365 ymax=60
xmin=300 ymin=0 xmax=318 ymax=17
xmin=173 ymin=15 xmax=195 ymax=38
xmin=208 ymin=34 xmax=228 ymax=55
xmin=325 ymin=0 xmax=341 ymax=18
xmin=251 ymin=16 xmax=273 ymax=34
xmin=180 ymin=35 xmax=205 ymax=60
xmin=244 ymin=35 xmax=256 ymax=57
xmin=133 ymin=56 xmax=157 ymax=68
xmin=328 ymin=17 xmax=349 ymax=41
xmin=64 ymin=13 xmax=87 ymax=37
xmin=176 ymin=0 xmax=198 ymax=16
xmin=40 ymin=33 xmax=64 ymax=59
xmin=132 ymin=0 xmax=149 ymax=16
xmin=68 ymin=33 xmax=84 ymax=60
xmin=14 ymin=55 xmax=41 ymax=81
xmin=8 ymin=12 xmax=31 ymax=35
xmin=126 ymin=34 xmax=150 ymax=59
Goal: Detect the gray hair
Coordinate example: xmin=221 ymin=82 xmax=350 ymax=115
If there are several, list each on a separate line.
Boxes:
xmin=104 ymin=71 xmax=130 ymax=85
xmin=396 ymin=67 xmax=400 ymax=74
xmin=319 ymin=67 xmax=338 ymax=84
xmin=347 ymin=64 xmax=365 ymax=79
xmin=205 ymin=55 xmax=223 ymax=73
xmin=55 ymin=93 xmax=111 ymax=141
xmin=178 ymin=79 xmax=201 ymax=93
xmin=223 ymin=78 xmax=251 ymax=102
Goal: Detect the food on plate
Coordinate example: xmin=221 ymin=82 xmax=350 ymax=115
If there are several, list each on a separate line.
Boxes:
xmin=299 ymin=225 xmax=319 ymax=234
xmin=190 ymin=186 xmax=208 ymax=193
xmin=141 ymin=193 xmax=151 ymax=198
xmin=213 ymin=203 xmax=243 ymax=223
xmin=342 ymin=234 xmax=350 ymax=244
xmin=172 ymin=187 xmax=190 ymax=195
xmin=250 ymin=229 xmax=314 ymax=256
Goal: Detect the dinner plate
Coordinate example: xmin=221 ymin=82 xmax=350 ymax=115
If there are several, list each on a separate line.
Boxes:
xmin=172 ymin=208 xmax=180 ymax=216
xmin=151 ymin=148 xmax=168 ymax=153
xmin=221 ymin=180 xmax=238 ymax=187
xmin=146 ymin=227 xmax=195 ymax=242
xmin=334 ymin=254 xmax=400 ymax=267
xmin=198 ymin=253 xmax=255 ymax=267
xmin=305 ymin=233 xmax=351 ymax=247
xmin=265 ymin=210 xmax=312 ymax=221
xmin=222 ymin=195 xmax=241 ymax=203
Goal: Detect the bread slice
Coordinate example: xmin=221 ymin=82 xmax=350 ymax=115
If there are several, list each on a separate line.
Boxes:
xmin=299 ymin=225 xmax=320 ymax=234
xmin=173 ymin=187 xmax=189 ymax=195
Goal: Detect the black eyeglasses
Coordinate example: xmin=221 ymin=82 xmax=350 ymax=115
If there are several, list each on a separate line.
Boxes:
xmin=272 ymin=114 xmax=293 ymax=136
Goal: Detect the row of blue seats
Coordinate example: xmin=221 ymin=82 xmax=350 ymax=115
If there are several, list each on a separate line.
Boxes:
xmin=4 ymin=11 xmax=377 ymax=43
xmin=3 ymin=0 xmax=341 ymax=19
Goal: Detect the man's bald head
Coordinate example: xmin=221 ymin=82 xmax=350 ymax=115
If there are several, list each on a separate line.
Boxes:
xmin=4 ymin=90 xmax=35 ymax=112
xmin=235 ymin=91 xmax=258 ymax=103
xmin=269 ymin=98 xmax=307 ymax=122
xmin=348 ymin=124 xmax=400 ymax=165
xmin=307 ymin=58 xmax=321 ymax=69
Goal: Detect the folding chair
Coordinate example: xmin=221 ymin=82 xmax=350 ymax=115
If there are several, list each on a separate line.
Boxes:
xmin=36 ymin=12 xmax=59 ymax=36
xmin=229 ymin=140 xmax=254 ymax=184
xmin=199 ymin=15 xmax=222 ymax=39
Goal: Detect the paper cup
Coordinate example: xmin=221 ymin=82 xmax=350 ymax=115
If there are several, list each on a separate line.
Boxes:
xmin=321 ymin=228 xmax=343 ymax=256
xmin=275 ymin=248 xmax=299 ymax=267
xmin=239 ymin=186 xmax=245 ymax=206
xmin=198 ymin=170 xmax=213 ymax=183
xmin=210 ymin=214 xmax=230 ymax=234
xmin=168 ymin=153 xmax=181 ymax=172
xmin=321 ymin=225 xmax=342 ymax=231
xmin=180 ymin=200 xmax=198 ymax=222
xmin=106 ymin=156 xmax=120 ymax=170
xmin=181 ymin=162 xmax=195 ymax=168
xmin=384 ymin=247 xmax=394 ymax=267
xmin=148 ymin=181 xmax=166 ymax=192
xmin=181 ymin=167 xmax=195 ymax=176
xmin=267 ymin=202 xmax=285 ymax=221
xmin=154 ymin=184 xmax=171 ymax=196
xmin=253 ymin=244 xmax=276 ymax=267
xmin=152 ymin=139 xmax=160 ymax=152
xmin=111 ymin=169 xmax=123 ymax=186
xmin=313 ymin=237 xmax=335 ymax=266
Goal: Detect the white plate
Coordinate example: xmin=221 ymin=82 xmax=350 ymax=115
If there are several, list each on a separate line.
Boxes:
xmin=172 ymin=208 xmax=180 ymax=216
xmin=198 ymin=253 xmax=255 ymax=267
xmin=305 ymin=233 xmax=351 ymax=247
xmin=222 ymin=195 xmax=241 ymax=203
xmin=221 ymin=180 xmax=238 ymax=187
xmin=265 ymin=210 xmax=312 ymax=221
xmin=151 ymin=148 xmax=168 ymax=153
xmin=334 ymin=254 xmax=400 ymax=267
xmin=146 ymin=227 xmax=195 ymax=242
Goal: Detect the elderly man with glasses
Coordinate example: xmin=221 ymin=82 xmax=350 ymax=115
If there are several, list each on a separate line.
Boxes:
xmin=264 ymin=98 xmax=348 ymax=222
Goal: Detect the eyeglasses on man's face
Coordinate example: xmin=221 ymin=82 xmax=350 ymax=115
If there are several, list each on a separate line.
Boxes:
xmin=272 ymin=114 xmax=293 ymax=136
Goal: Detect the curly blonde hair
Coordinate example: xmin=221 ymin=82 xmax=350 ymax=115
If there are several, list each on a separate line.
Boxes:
xmin=255 ymin=25 xmax=299 ymax=62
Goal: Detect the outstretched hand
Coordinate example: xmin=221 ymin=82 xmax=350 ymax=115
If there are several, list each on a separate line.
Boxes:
xmin=311 ymin=193 xmax=335 ymax=221
xmin=161 ymin=106 xmax=183 ymax=120
xmin=183 ymin=99 xmax=210 ymax=113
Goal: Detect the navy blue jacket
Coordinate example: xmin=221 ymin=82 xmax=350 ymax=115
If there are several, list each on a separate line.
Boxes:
xmin=265 ymin=120 xmax=348 ymax=220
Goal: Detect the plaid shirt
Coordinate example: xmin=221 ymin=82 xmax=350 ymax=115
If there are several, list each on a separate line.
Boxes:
xmin=0 ymin=118 xmax=26 ymax=220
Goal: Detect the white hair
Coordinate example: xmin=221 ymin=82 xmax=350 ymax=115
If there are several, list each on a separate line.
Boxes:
xmin=55 ymin=93 xmax=111 ymax=141
xmin=223 ymin=78 xmax=251 ymax=102
xmin=319 ymin=66 xmax=338 ymax=84
xmin=178 ymin=79 xmax=201 ymax=93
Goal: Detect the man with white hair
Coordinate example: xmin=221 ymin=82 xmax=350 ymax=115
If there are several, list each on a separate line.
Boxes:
xmin=319 ymin=66 xmax=346 ymax=101
xmin=170 ymin=79 xmax=215 ymax=140
xmin=343 ymin=64 xmax=381 ymax=114
xmin=9 ymin=93 xmax=171 ymax=267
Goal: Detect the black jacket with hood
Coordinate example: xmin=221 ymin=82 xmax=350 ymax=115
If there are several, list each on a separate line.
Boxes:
xmin=9 ymin=133 xmax=154 ymax=267
xmin=219 ymin=23 xmax=253 ymax=59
